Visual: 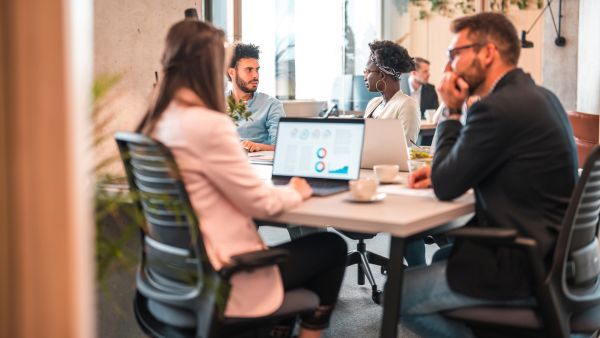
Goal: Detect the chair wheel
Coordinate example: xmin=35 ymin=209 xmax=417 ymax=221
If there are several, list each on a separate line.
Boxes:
xmin=372 ymin=289 xmax=382 ymax=304
xmin=381 ymin=266 xmax=387 ymax=275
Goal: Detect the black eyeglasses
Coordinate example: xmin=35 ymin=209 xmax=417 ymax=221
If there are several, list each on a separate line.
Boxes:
xmin=447 ymin=43 xmax=483 ymax=62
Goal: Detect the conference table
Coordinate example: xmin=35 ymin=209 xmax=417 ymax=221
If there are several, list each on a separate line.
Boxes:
xmin=251 ymin=164 xmax=475 ymax=338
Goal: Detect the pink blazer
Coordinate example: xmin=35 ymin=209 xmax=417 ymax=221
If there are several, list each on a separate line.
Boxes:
xmin=153 ymin=97 xmax=302 ymax=318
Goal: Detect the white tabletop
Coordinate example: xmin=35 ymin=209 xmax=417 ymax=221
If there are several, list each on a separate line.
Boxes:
xmin=253 ymin=165 xmax=474 ymax=238
xmin=252 ymin=162 xmax=474 ymax=338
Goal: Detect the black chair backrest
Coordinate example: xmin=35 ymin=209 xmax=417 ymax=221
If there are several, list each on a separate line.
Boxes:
xmin=553 ymin=146 xmax=600 ymax=305
xmin=115 ymin=132 xmax=229 ymax=336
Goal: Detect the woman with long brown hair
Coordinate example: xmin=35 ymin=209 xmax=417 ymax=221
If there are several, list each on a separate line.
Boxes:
xmin=137 ymin=20 xmax=347 ymax=338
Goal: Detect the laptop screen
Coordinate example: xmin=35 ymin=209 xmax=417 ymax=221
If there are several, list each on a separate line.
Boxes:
xmin=272 ymin=118 xmax=365 ymax=180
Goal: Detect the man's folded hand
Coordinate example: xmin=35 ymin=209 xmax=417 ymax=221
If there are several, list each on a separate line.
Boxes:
xmin=407 ymin=166 xmax=433 ymax=189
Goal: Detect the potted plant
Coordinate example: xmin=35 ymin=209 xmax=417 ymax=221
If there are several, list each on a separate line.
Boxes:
xmin=226 ymin=94 xmax=252 ymax=125
xmin=92 ymin=74 xmax=145 ymax=337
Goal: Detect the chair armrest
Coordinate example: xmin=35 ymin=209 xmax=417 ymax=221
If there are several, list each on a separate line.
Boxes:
xmin=446 ymin=227 xmax=518 ymax=244
xmin=447 ymin=227 xmax=546 ymax=283
xmin=220 ymin=248 xmax=290 ymax=279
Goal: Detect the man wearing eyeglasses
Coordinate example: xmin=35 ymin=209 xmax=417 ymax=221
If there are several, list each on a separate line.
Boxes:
xmin=402 ymin=12 xmax=578 ymax=337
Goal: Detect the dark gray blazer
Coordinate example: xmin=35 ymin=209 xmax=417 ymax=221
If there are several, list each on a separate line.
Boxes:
xmin=400 ymin=73 xmax=439 ymax=119
xmin=432 ymin=68 xmax=578 ymax=300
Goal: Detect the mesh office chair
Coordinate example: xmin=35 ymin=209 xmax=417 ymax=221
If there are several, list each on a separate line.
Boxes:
xmin=442 ymin=145 xmax=600 ymax=338
xmin=115 ymin=132 xmax=319 ymax=338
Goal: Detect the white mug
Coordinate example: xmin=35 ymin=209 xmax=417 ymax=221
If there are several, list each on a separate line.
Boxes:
xmin=349 ymin=178 xmax=378 ymax=201
xmin=373 ymin=164 xmax=400 ymax=183
xmin=424 ymin=109 xmax=436 ymax=123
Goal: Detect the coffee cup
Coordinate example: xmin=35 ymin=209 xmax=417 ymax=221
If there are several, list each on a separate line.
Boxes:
xmin=349 ymin=178 xmax=378 ymax=201
xmin=424 ymin=109 xmax=436 ymax=123
xmin=373 ymin=164 xmax=400 ymax=183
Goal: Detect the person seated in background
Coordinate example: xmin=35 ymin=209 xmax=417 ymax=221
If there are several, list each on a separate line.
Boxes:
xmin=362 ymin=40 xmax=425 ymax=266
xmin=363 ymin=40 xmax=420 ymax=145
xmin=137 ymin=20 xmax=347 ymax=338
xmin=403 ymin=12 xmax=577 ymax=337
xmin=400 ymin=57 xmax=439 ymax=119
xmin=227 ymin=42 xmax=283 ymax=152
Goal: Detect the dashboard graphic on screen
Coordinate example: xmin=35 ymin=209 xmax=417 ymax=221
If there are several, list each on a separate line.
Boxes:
xmin=272 ymin=120 xmax=364 ymax=180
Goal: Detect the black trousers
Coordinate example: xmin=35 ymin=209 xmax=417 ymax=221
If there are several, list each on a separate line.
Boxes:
xmin=274 ymin=231 xmax=347 ymax=328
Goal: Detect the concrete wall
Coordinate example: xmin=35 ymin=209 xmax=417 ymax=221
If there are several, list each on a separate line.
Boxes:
xmin=95 ymin=0 xmax=198 ymax=98
xmin=94 ymin=0 xmax=197 ymax=174
xmin=577 ymin=0 xmax=600 ymax=114
xmin=542 ymin=0 xmax=579 ymax=111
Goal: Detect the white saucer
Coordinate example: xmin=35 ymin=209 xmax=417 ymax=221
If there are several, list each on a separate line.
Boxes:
xmin=378 ymin=175 xmax=403 ymax=185
xmin=345 ymin=192 xmax=387 ymax=203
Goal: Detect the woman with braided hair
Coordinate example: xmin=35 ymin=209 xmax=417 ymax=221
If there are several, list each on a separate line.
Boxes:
xmin=363 ymin=40 xmax=426 ymax=267
xmin=363 ymin=40 xmax=421 ymax=145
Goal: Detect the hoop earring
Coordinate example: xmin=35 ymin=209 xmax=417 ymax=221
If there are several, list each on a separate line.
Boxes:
xmin=375 ymin=79 xmax=387 ymax=93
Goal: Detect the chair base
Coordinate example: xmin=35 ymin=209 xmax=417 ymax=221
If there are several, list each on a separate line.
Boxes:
xmin=347 ymin=243 xmax=388 ymax=304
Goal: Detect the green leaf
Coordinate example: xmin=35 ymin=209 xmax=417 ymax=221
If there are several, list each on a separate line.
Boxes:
xmin=226 ymin=95 xmax=253 ymax=126
xmin=92 ymin=73 xmax=123 ymax=102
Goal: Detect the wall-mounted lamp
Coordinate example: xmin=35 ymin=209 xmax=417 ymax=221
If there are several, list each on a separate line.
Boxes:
xmin=184 ymin=8 xmax=200 ymax=21
xmin=521 ymin=0 xmax=566 ymax=49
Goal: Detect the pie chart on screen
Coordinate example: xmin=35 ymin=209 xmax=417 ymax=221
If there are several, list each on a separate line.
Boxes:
xmin=315 ymin=161 xmax=326 ymax=173
xmin=316 ymin=147 xmax=327 ymax=159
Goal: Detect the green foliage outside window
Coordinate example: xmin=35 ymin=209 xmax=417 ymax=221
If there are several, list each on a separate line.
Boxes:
xmin=409 ymin=0 xmax=543 ymax=20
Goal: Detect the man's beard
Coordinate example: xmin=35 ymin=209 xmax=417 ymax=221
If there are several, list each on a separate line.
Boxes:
xmin=235 ymin=75 xmax=258 ymax=94
xmin=459 ymin=57 xmax=486 ymax=95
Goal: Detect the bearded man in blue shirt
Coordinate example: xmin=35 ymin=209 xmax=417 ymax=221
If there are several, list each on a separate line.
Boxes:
xmin=227 ymin=43 xmax=285 ymax=152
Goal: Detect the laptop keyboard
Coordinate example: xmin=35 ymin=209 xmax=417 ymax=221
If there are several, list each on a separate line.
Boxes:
xmin=309 ymin=183 xmax=349 ymax=196
xmin=273 ymin=177 xmax=349 ymax=196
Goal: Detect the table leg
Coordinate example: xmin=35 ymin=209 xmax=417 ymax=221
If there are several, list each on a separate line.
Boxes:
xmin=380 ymin=236 xmax=406 ymax=338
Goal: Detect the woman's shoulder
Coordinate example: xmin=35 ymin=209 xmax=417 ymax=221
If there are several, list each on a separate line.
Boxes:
xmin=366 ymin=95 xmax=382 ymax=107
xmin=176 ymin=105 xmax=228 ymax=122
xmin=178 ymin=106 xmax=233 ymax=129
xmin=391 ymin=90 xmax=415 ymax=103
xmin=392 ymin=91 xmax=419 ymax=110
xmin=159 ymin=105 xmax=234 ymax=138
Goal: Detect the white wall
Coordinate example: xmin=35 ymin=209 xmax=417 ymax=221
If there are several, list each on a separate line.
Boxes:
xmin=577 ymin=0 xmax=600 ymax=114
xmin=542 ymin=0 xmax=579 ymax=111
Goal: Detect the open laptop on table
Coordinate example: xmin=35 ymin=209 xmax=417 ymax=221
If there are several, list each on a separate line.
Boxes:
xmin=361 ymin=118 xmax=410 ymax=171
xmin=271 ymin=117 xmax=365 ymax=196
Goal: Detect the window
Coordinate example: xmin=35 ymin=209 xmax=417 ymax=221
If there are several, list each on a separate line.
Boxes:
xmin=240 ymin=0 xmax=381 ymax=104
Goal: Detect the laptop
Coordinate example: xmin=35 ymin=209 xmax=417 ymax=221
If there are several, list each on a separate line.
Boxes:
xmin=361 ymin=119 xmax=410 ymax=171
xmin=271 ymin=117 xmax=365 ymax=196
